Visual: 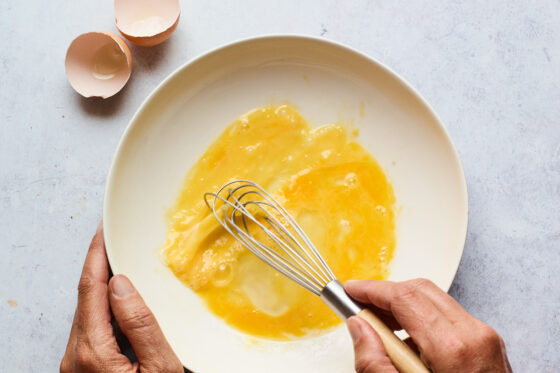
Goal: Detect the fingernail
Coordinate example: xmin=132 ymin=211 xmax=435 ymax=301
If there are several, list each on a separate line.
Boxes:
xmin=344 ymin=280 xmax=359 ymax=291
xmin=348 ymin=317 xmax=362 ymax=343
xmin=111 ymin=275 xmax=135 ymax=298
xmin=96 ymin=220 xmax=103 ymax=234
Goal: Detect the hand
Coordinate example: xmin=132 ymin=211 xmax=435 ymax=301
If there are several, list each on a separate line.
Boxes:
xmin=344 ymin=279 xmax=512 ymax=373
xmin=60 ymin=222 xmax=183 ymax=373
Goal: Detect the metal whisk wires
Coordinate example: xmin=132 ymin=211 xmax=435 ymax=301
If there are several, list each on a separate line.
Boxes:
xmin=204 ymin=180 xmax=336 ymax=296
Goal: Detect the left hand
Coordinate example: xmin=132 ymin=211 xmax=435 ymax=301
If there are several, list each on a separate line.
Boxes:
xmin=60 ymin=222 xmax=183 ymax=373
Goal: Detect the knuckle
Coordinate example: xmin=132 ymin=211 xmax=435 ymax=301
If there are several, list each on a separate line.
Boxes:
xmin=445 ymin=335 xmax=469 ymax=360
xmin=143 ymin=359 xmax=183 ymax=373
xmin=75 ymin=342 xmax=95 ymax=369
xmin=77 ymin=275 xmax=97 ymax=296
xmin=395 ymin=279 xmax=424 ymax=300
xmin=356 ymin=358 xmax=395 ymax=373
xmin=394 ymin=284 xmax=415 ymax=300
xmin=477 ymin=323 xmax=502 ymax=348
xmin=169 ymin=360 xmax=184 ymax=372
xmin=164 ymin=364 xmax=184 ymax=373
xmin=59 ymin=356 xmax=71 ymax=373
xmin=122 ymin=308 xmax=156 ymax=331
xmin=355 ymin=357 xmax=377 ymax=373
xmin=409 ymin=278 xmax=434 ymax=290
xmin=163 ymin=362 xmax=184 ymax=373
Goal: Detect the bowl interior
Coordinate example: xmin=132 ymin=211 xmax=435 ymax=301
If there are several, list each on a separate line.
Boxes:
xmin=104 ymin=36 xmax=467 ymax=373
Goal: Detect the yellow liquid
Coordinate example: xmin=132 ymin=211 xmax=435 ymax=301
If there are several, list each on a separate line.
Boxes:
xmin=163 ymin=105 xmax=396 ymax=340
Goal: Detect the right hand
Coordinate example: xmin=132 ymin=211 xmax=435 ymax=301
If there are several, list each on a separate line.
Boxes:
xmin=344 ymin=279 xmax=512 ymax=373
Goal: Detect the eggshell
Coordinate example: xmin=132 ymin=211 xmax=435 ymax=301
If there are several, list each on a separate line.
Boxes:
xmin=114 ymin=0 xmax=180 ymax=47
xmin=65 ymin=32 xmax=133 ymax=99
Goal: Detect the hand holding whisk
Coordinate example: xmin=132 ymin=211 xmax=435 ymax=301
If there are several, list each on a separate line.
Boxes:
xmin=204 ymin=180 xmax=429 ymax=373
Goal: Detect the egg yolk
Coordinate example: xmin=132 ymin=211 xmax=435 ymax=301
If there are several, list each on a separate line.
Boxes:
xmin=162 ymin=105 xmax=396 ymax=340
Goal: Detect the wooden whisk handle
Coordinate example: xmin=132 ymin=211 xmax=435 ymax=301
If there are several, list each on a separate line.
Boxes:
xmin=357 ymin=309 xmax=430 ymax=373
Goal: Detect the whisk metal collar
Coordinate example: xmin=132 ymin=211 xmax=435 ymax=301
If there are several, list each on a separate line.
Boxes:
xmin=320 ymin=280 xmax=362 ymax=319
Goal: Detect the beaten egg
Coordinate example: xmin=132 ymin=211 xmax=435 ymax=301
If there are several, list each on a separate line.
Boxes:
xmin=163 ymin=105 xmax=396 ymax=340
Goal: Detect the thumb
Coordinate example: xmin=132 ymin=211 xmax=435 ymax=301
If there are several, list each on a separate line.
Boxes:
xmin=109 ymin=275 xmax=182 ymax=372
xmin=348 ymin=316 xmax=398 ymax=373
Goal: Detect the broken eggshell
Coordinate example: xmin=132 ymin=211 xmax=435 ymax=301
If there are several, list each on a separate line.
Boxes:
xmin=65 ymin=32 xmax=133 ymax=99
xmin=114 ymin=0 xmax=180 ymax=47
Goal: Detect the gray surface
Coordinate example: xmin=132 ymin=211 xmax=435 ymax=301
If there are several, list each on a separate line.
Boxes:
xmin=1 ymin=0 xmax=559 ymax=371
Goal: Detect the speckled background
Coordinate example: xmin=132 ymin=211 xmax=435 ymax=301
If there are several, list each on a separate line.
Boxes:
xmin=1 ymin=1 xmax=559 ymax=371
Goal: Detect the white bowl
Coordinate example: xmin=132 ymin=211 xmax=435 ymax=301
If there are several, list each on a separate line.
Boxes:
xmin=104 ymin=35 xmax=468 ymax=373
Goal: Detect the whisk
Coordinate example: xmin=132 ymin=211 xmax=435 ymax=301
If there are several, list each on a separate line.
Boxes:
xmin=204 ymin=180 xmax=429 ymax=373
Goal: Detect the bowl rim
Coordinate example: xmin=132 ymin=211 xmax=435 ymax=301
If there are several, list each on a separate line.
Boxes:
xmin=103 ymin=33 xmax=468 ymax=294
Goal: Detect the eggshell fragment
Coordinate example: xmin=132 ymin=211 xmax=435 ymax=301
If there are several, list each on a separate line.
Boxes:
xmin=114 ymin=0 xmax=180 ymax=47
xmin=65 ymin=32 xmax=132 ymax=99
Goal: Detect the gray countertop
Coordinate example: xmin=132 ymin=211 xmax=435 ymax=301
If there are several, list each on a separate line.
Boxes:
xmin=1 ymin=1 xmax=559 ymax=371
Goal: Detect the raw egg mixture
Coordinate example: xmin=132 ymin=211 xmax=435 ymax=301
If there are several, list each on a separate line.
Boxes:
xmin=162 ymin=105 xmax=396 ymax=340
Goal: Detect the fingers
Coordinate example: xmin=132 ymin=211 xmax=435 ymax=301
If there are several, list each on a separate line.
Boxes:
xmin=414 ymin=281 xmax=471 ymax=324
xmin=346 ymin=280 xmax=451 ymax=332
xmin=60 ymin=309 xmax=79 ymax=373
xmin=346 ymin=279 xmax=513 ymax=373
xmin=345 ymin=279 xmax=457 ymax=362
xmin=63 ymin=222 xmax=135 ymax=373
xmin=347 ymin=317 xmax=398 ymax=373
xmin=345 ymin=279 xmax=400 ymax=310
xmin=346 ymin=279 xmax=469 ymax=324
xmin=81 ymin=222 xmax=109 ymax=284
xmin=77 ymin=222 xmax=112 ymax=332
xmin=109 ymin=275 xmax=183 ymax=372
